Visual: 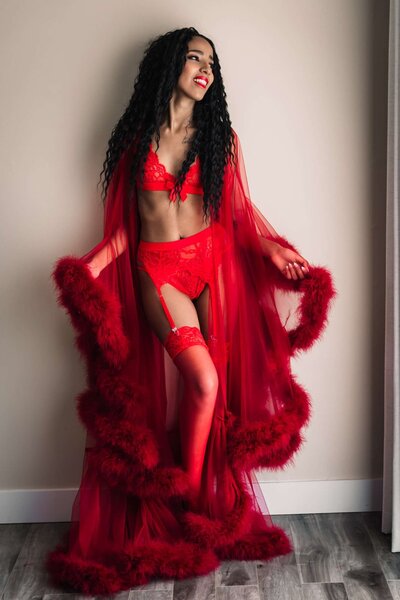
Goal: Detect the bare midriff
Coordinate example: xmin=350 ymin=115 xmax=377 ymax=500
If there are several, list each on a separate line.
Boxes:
xmin=137 ymin=188 xmax=210 ymax=242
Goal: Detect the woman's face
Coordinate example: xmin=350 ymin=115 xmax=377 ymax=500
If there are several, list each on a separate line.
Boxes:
xmin=176 ymin=36 xmax=215 ymax=100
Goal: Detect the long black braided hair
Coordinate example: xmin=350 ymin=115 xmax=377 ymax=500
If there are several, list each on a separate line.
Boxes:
xmin=97 ymin=27 xmax=236 ymax=221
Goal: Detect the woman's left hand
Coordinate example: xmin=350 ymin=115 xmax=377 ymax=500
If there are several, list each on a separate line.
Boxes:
xmin=268 ymin=243 xmax=311 ymax=280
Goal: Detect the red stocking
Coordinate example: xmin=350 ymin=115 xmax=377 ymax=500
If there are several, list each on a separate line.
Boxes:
xmin=165 ymin=326 xmax=218 ymax=511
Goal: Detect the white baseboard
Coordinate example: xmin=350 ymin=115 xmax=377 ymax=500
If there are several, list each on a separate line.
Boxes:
xmin=0 ymin=479 xmax=382 ymax=523
xmin=257 ymin=478 xmax=383 ymax=515
xmin=0 ymin=488 xmax=77 ymax=524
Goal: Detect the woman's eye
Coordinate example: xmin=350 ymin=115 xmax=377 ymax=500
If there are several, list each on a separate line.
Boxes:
xmin=187 ymin=55 xmax=214 ymax=69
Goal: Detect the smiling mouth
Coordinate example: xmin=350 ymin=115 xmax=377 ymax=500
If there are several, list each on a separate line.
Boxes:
xmin=193 ymin=78 xmax=207 ymax=89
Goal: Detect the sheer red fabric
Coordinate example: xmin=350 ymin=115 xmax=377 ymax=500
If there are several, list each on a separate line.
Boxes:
xmin=46 ymin=128 xmax=336 ymax=595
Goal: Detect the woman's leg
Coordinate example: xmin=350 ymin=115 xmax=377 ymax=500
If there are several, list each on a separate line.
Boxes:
xmin=175 ymin=345 xmax=218 ymax=508
xmin=137 ymin=271 xmax=218 ymax=507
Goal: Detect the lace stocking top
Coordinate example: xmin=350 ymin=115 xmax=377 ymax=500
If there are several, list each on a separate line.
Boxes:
xmin=138 ymin=142 xmax=203 ymax=202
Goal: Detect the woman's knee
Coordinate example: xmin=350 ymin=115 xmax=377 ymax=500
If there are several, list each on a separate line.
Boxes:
xmin=193 ymin=367 xmax=219 ymax=400
xmin=174 ymin=345 xmax=219 ymax=405
xmin=191 ymin=364 xmax=219 ymax=405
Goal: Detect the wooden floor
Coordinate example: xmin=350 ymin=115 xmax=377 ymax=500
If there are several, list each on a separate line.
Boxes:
xmin=1 ymin=512 xmax=399 ymax=599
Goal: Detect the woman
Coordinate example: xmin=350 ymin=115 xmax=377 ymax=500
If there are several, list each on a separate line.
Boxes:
xmin=47 ymin=27 xmax=335 ymax=595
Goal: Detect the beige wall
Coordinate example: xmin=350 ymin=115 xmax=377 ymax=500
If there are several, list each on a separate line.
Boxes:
xmin=0 ymin=1 xmax=389 ymax=505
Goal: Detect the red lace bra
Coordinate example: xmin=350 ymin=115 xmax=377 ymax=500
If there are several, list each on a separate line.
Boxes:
xmin=138 ymin=142 xmax=203 ymax=202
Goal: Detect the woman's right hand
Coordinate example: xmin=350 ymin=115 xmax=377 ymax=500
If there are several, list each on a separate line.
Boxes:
xmin=86 ymin=261 xmax=102 ymax=279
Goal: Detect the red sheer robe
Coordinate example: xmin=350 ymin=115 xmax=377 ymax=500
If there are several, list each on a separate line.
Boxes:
xmin=46 ymin=128 xmax=336 ymax=595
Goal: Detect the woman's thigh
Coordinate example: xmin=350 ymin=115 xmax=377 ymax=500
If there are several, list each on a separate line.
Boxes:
xmin=193 ymin=284 xmax=210 ymax=340
xmin=137 ymin=269 xmax=219 ymax=395
xmin=137 ymin=270 xmax=202 ymax=344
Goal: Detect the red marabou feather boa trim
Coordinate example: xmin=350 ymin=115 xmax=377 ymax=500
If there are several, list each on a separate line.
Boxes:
xmin=46 ymin=253 xmax=336 ymax=594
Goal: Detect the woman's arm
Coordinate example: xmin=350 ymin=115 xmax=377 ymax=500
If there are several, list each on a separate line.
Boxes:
xmin=252 ymin=209 xmax=310 ymax=279
xmin=86 ymin=225 xmax=128 ymax=279
xmin=257 ymin=235 xmax=282 ymax=258
xmin=231 ymin=129 xmax=310 ymax=279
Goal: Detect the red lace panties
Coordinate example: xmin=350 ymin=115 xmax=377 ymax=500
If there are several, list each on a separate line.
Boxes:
xmin=136 ymin=225 xmax=217 ymax=361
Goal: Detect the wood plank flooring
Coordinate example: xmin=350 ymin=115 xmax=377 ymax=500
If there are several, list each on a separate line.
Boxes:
xmin=1 ymin=512 xmax=398 ymax=599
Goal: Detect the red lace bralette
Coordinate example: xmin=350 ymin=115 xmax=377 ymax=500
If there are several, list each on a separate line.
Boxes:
xmin=138 ymin=142 xmax=203 ymax=202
